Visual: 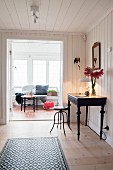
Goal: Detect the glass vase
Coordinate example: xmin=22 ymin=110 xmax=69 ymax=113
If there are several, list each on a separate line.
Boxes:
xmin=91 ymin=77 xmax=96 ymax=96
xmin=91 ymin=87 xmax=96 ymax=96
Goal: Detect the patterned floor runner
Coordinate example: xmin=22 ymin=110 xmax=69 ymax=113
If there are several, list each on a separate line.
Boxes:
xmin=0 ymin=137 xmax=69 ymax=170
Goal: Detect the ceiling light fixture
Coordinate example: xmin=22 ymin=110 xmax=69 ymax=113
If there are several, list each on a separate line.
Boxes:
xmin=31 ymin=5 xmax=39 ymax=23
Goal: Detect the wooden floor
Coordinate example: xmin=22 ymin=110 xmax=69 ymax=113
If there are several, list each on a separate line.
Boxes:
xmin=0 ymin=120 xmax=113 ymax=170
xmin=10 ymin=105 xmax=56 ymax=121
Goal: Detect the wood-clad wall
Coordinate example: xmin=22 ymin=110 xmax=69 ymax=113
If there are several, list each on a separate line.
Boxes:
xmin=0 ymin=31 xmax=85 ymax=124
xmin=86 ymin=10 xmax=113 ymax=147
xmin=0 ymin=33 xmax=2 ymax=120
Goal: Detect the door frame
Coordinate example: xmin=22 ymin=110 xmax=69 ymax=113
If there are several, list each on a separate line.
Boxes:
xmin=2 ymin=37 xmax=64 ymax=124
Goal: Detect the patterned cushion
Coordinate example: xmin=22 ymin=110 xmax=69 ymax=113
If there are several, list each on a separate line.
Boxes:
xmin=22 ymin=85 xmax=34 ymax=94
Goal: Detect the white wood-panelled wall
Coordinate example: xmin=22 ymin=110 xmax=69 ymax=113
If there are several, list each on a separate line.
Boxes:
xmin=0 ymin=33 xmax=2 ymax=121
xmin=0 ymin=31 xmax=85 ymax=124
xmin=86 ymin=10 xmax=113 ymax=147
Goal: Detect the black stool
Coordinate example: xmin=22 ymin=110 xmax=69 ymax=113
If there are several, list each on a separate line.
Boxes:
xmin=50 ymin=106 xmax=71 ymax=135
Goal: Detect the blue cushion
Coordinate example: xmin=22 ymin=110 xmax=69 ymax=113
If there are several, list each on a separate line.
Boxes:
xmin=35 ymin=85 xmax=49 ymax=95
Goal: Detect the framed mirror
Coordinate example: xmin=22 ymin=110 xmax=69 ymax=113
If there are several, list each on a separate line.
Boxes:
xmin=92 ymin=42 xmax=101 ymax=70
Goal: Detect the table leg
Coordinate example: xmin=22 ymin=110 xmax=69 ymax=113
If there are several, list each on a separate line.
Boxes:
xmin=24 ymin=97 xmax=26 ymax=112
xmin=76 ymin=106 xmax=81 ymax=141
xmin=100 ymin=106 xmax=105 ymax=139
xmin=36 ymin=98 xmax=38 ymax=110
xmin=68 ymin=100 xmax=70 ymax=127
xmin=85 ymin=106 xmax=88 ymax=126
xmin=21 ymin=97 xmax=23 ymax=111
xmin=33 ymin=97 xmax=35 ymax=112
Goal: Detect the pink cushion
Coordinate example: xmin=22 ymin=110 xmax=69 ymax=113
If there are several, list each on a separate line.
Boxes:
xmin=43 ymin=101 xmax=54 ymax=109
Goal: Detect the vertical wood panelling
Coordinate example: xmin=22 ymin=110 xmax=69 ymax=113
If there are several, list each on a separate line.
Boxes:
xmin=104 ymin=17 xmax=108 ymax=97
xmin=107 ymin=14 xmax=112 ymax=135
xmin=0 ymin=33 xmax=2 ymax=120
xmin=67 ymin=35 xmax=73 ymax=93
xmin=76 ymin=36 xmax=82 ymax=91
xmin=71 ymin=35 xmax=86 ymax=122
xmin=62 ymin=36 xmax=68 ymax=103
xmin=107 ymin=14 xmax=112 ymax=99
xmin=111 ymin=11 xmax=113 ymax=137
xmin=81 ymin=37 xmax=86 ymax=72
xmin=86 ymin=9 xmax=113 ymax=147
xmin=72 ymin=36 xmax=77 ymax=92
xmin=100 ymin=20 xmax=105 ymax=96
xmin=86 ymin=32 xmax=92 ymax=67
xmin=72 ymin=35 xmax=86 ymax=94
xmin=98 ymin=22 xmax=101 ymax=96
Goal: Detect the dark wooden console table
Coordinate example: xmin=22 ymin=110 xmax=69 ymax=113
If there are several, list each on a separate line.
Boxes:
xmin=68 ymin=93 xmax=107 ymax=140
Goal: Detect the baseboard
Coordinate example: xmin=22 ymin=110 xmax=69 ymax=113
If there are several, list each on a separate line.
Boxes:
xmin=105 ymin=134 xmax=113 ymax=148
xmin=70 ymin=115 xmax=76 ymax=122
xmin=0 ymin=118 xmax=5 ymax=124
xmin=89 ymin=120 xmax=113 ymax=148
xmin=89 ymin=120 xmax=100 ymax=135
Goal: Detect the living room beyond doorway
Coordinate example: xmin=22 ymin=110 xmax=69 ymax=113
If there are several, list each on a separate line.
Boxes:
xmin=8 ymin=39 xmax=63 ymax=121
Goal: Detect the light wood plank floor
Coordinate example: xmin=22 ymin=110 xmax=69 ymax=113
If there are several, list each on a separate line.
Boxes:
xmin=0 ymin=121 xmax=113 ymax=170
xmin=10 ymin=105 xmax=56 ymax=120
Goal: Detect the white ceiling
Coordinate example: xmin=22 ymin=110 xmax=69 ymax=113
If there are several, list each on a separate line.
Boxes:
xmin=0 ymin=0 xmax=113 ymax=33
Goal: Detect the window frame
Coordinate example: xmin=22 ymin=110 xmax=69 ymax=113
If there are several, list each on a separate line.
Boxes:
xmin=12 ymin=55 xmax=62 ymax=92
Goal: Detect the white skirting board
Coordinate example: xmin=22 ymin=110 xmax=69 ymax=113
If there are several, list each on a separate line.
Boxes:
xmin=0 ymin=118 xmax=5 ymax=125
xmin=89 ymin=120 xmax=113 ymax=148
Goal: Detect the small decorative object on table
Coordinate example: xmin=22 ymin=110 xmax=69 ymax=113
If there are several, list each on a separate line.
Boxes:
xmin=28 ymin=91 xmax=33 ymax=96
xmin=84 ymin=67 xmax=104 ymax=96
xmin=84 ymin=90 xmax=89 ymax=96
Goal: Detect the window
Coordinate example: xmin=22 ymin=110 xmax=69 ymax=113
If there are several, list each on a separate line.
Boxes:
xmin=13 ymin=60 xmax=27 ymax=86
xmin=12 ymin=40 xmax=63 ymax=104
xmin=33 ymin=60 xmax=46 ymax=84
xmin=49 ymin=61 xmax=60 ymax=88
xmin=13 ymin=58 xmax=61 ymax=89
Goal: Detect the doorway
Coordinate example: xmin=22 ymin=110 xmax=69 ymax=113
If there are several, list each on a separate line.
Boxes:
xmin=8 ymin=39 xmax=63 ymax=121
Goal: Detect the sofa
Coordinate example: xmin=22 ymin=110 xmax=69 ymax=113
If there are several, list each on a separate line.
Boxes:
xmin=15 ymin=85 xmax=58 ymax=106
xmin=15 ymin=84 xmax=49 ymax=104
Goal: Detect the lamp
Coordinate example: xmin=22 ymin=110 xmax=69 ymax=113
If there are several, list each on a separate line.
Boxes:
xmin=80 ymin=77 xmax=90 ymax=82
xmin=74 ymin=58 xmax=80 ymax=70
xmin=31 ymin=5 xmax=39 ymax=23
xmin=80 ymin=77 xmax=90 ymax=96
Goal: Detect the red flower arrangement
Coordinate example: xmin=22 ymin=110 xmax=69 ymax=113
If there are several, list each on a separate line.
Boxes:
xmin=84 ymin=67 xmax=104 ymax=95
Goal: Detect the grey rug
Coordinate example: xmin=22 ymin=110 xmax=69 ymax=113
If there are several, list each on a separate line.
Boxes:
xmin=0 ymin=137 xmax=69 ymax=170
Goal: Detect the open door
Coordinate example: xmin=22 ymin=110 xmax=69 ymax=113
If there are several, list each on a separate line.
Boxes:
xmin=8 ymin=41 xmax=13 ymax=114
xmin=4 ymin=40 xmax=13 ymax=124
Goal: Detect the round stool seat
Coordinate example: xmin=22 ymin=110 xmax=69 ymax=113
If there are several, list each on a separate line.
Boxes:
xmin=53 ymin=106 xmax=68 ymax=111
xmin=50 ymin=105 xmax=71 ymax=135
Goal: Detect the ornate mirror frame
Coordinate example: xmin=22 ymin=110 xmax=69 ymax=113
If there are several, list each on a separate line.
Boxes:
xmin=92 ymin=42 xmax=101 ymax=70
